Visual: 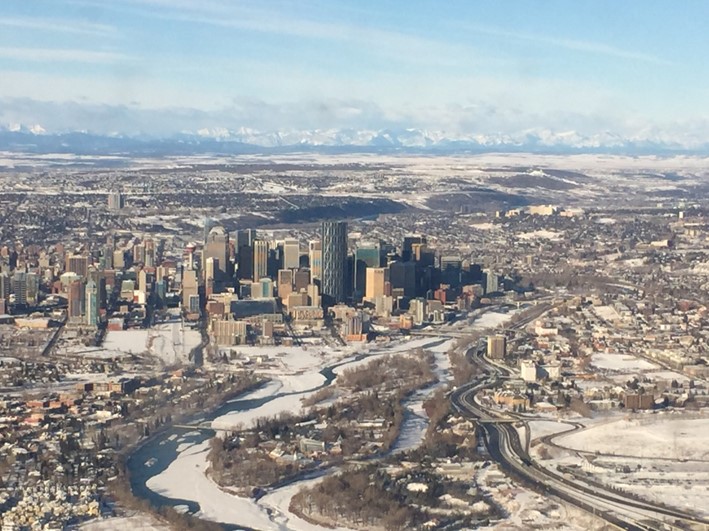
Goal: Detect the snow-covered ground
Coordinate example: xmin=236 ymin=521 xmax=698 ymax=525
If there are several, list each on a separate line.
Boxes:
xmin=528 ymin=419 xmax=576 ymax=441
xmin=476 ymin=464 xmax=604 ymax=530
xmin=100 ymin=316 xmax=200 ymax=365
xmin=590 ymin=352 xmax=659 ymax=372
xmin=555 ymin=413 xmax=709 ymax=460
xmin=79 ymin=514 xmax=170 ymax=530
xmin=470 ymin=309 xmax=519 ymax=331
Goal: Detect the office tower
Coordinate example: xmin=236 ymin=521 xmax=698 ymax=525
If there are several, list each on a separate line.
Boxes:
xmin=354 ymin=242 xmax=381 ymax=299
xmin=26 ymin=272 xmax=39 ymax=304
xmin=293 ymin=270 xmax=310 ymax=293
xmin=182 ymin=269 xmax=199 ymax=310
xmin=278 ymin=269 xmax=293 ymax=300
xmin=484 ymin=269 xmax=499 ymax=294
xmin=365 ymin=267 xmax=389 ymax=300
xmin=487 ymin=335 xmax=507 ymax=359
xmin=307 ymin=283 xmax=321 ymax=307
xmin=237 ymin=242 xmax=253 ymax=280
xmin=236 ymin=229 xmax=257 ymax=248
xmin=321 ymin=221 xmax=348 ymax=306
xmin=138 ymin=269 xmax=150 ymax=295
xmin=203 ymin=217 xmax=217 ymax=243
xmin=133 ymin=244 xmax=146 ymax=265
xmin=204 ymin=257 xmax=217 ymax=296
xmin=89 ymin=270 xmax=107 ymax=309
xmin=259 ymin=277 xmax=274 ymax=299
xmin=66 ymin=255 xmax=89 ymax=278
xmin=11 ymin=272 xmax=27 ymax=305
xmin=102 ymin=245 xmax=114 ymax=270
xmin=113 ymin=250 xmax=125 ymax=270
xmin=252 ymin=240 xmax=269 ymax=282
xmin=86 ymin=279 xmax=99 ymax=326
xmin=107 ymin=191 xmax=125 ymax=211
xmin=282 ymin=239 xmax=300 ymax=270
xmin=267 ymin=247 xmax=281 ymax=279
xmin=308 ymin=240 xmax=322 ymax=281
xmin=144 ymin=239 xmax=156 ymax=267
xmin=403 ymin=235 xmax=426 ymax=262
xmin=0 ymin=272 xmax=10 ymax=300
xmin=68 ymin=280 xmax=85 ymax=320
xmin=204 ymin=225 xmax=230 ymax=281
xmin=389 ymin=261 xmax=416 ymax=297
xmin=410 ymin=297 xmax=427 ymax=326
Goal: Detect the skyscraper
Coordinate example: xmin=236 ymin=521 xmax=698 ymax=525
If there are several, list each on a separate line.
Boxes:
xmin=204 ymin=225 xmax=229 ymax=284
xmin=107 ymin=191 xmax=125 ymax=211
xmin=308 ymin=240 xmax=322 ymax=282
xmin=321 ymin=221 xmax=348 ymax=306
xmin=354 ymin=241 xmax=381 ymax=299
xmin=85 ymin=279 xmax=99 ymax=326
xmin=282 ymin=239 xmax=300 ymax=270
xmin=11 ymin=272 xmax=27 ymax=306
xmin=252 ymin=240 xmax=269 ymax=282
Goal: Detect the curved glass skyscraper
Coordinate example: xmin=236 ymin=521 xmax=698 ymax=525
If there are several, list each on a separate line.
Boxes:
xmin=321 ymin=221 xmax=348 ymax=306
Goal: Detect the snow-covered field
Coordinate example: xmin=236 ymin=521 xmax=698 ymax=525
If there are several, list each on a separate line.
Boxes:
xmin=528 ymin=420 xmax=577 ymax=441
xmin=100 ymin=316 xmax=200 ymax=365
xmin=555 ymin=414 xmax=709 ymax=460
xmin=590 ymin=352 xmax=659 ymax=372
xmin=470 ymin=309 xmax=519 ymax=331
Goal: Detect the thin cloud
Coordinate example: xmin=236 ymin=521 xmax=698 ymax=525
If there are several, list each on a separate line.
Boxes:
xmin=0 ymin=16 xmax=118 ymax=37
xmin=0 ymin=47 xmax=129 ymax=64
xmin=465 ymin=25 xmax=671 ymax=65
xmin=69 ymin=0 xmax=475 ymax=68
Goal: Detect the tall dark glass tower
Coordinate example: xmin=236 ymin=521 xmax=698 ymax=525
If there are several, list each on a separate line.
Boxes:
xmin=321 ymin=221 xmax=348 ymax=306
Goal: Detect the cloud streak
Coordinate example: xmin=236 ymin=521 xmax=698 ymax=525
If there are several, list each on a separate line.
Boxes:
xmin=0 ymin=16 xmax=118 ymax=37
xmin=0 ymin=47 xmax=129 ymax=64
xmin=465 ymin=24 xmax=671 ymax=65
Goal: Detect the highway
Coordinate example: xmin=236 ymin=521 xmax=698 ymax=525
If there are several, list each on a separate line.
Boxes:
xmin=450 ymin=344 xmax=709 ymax=531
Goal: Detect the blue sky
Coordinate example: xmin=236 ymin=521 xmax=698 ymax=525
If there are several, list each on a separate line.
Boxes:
xmin=1 ymin=0 xmax=708 ymax=144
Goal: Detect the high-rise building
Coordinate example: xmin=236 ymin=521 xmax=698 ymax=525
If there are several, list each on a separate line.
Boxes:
xmin=26 ymin=272 xmax=39 ymax=304
xmin=365 ymin=267 xmax=389 ymax=300
xmin=68 ymin=280 xmax=85 ymax=320
xmin=487 ymin=335 xmax=507 ymax=359
xmin=66 ymin=255 xmax=89 ymax=278
xmin=389 ymin=261 xmax=416 ymax=297
xmin=85 ymin=279 xmax=99 ymax=326
xmin=308 ymin=240 xmax=322 ymax=281
xmin=354 ymin=242 xmax=381 ymax=299
xmin=107 ymin=191 xmax=125 ymax=211
xmin=133 ymin=244 xmax=146 ymax=265
xmin=321 ymin=221 xmax=348 ymax=306
xmin=0 ymin=272 xmax=10 ymax=300
xmin=282 ymin=239 xmax=300 ymax=270
xmin=403 ymin=235 xmax=426 ymax=262
xmin=144 ymin=239 xmax=156 ymax=267
xmin=182 ymin=269 xmax=199 ymax=310
xmin=11 ymin=272 xmax=27 ymax=306
xmin=113 ymin=250 xmax=125 ymax=270
xmin=484 ymin=269 xmax=499 ymax=294
xmin=277 ymin=269 xmax=293 ymax=300
xmin=204 ymin=226 xmax=229 ymax=282
xmin=252 ymin=240 xmax=269 ymax=282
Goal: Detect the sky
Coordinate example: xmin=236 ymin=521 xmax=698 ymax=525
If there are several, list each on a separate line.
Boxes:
xmin=1 ymin=0 xmax=708 ymax=146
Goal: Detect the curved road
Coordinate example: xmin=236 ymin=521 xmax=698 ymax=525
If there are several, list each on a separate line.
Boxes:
xmin=450 ymin=344 xmax=709 ymax=531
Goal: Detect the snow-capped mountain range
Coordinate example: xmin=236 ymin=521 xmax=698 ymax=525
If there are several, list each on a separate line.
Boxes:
xmin=1 ymin=123 xmax=707 ymax=155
